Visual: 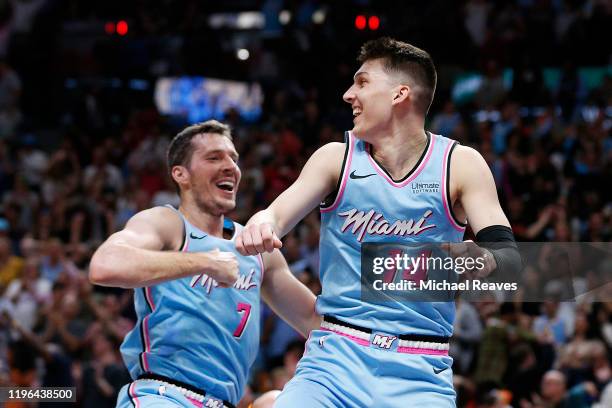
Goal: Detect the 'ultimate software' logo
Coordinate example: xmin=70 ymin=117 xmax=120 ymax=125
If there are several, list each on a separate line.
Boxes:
xmin=411 ymin=181 xmax=440 ymax=194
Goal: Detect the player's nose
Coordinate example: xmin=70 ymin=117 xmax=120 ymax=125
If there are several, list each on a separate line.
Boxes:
xmin=343 ymin=86 xmax=355 ymax=104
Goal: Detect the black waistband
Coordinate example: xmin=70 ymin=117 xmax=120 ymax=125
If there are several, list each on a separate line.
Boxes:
xmin=323 ymin=315 xmax=450 ymax=343
xmin=137 ymin=373 xmax=236 ymax=408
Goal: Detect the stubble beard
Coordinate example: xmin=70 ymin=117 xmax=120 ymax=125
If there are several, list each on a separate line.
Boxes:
xmin=193 ymin=190 xmax=235 ymax=217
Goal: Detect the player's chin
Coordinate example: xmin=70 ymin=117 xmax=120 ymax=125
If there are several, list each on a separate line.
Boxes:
xmin=217 ymin=197 xmax=237 ymax=213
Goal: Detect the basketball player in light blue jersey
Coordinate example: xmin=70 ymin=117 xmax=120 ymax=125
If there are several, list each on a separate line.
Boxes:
xmin=236 ymin=38 xmax=521 ymax=407
xmin=89 ymin=120 xmax=320 ymax=408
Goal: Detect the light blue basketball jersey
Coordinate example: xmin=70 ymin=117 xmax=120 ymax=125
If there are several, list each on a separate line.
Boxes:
xmin=119 ymin=207 xmax=263 ymax=404
xmin=318 ymin=131 xmax=466 ymax=336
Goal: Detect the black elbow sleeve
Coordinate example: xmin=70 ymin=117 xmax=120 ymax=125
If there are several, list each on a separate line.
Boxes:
xmin=475 ymin=225 xmax=523 ymax=275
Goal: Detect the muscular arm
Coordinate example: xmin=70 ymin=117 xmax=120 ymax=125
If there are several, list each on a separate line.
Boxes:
xmin=89 ymin=207 xmax=237 ymax=289
xmin=452 ymin=145 xmax=511 ymax=234
xmin=451 ymin=146 xmax=522 ymax=276
xmin=237 ymin=142 xmax=345 ymax=255
xmin=261 ymin=249 xmax=320 ymax=337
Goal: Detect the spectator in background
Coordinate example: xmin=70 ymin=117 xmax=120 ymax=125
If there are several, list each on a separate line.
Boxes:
xmin=41 ymin=289 xmax=88 ymax=357
xmin=2 ymin=257 xmax=50 ymax=330
xmin=4 ymin=313 xmax=74 ymax=407
xmin=39 ymin=238 xmax=77 ymax=283
xmin=0 ymin=236 xmax=22 ymax=290
xmin=2 ymin=175 xmax=38 ymax=237
xmin=506 ymin=343 xmax=541 ymax=407
xmin=431 ymin=101 xmax=462 ymax=137
xmin=533 ymin=300 xmax=570 ymax=347
xmin=464 ymin=0 xmax=491 ymax=48
xmin=80 ymin=333 xmax=130 ymax=408
xmin=450 ymin=299 xmax=483 ymax=374
xmin=83 ymin=146 xmax=123 ymax=194
xmin=16 ymin=134 xmax=47 ymax=189
xmin=526 ymin=369 xmax=598 ymax=408
xmin=475 ymin=60 xmax=508 ymax=108
xmin=41 ymin=139 xmax=81 ymax=207
xmin=82 ymin=283 xmax=133 ymax=344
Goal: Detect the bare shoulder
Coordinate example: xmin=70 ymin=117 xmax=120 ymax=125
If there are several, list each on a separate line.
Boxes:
xmin=450 ymin=144 xmax=492 ymax=185
xmin=123 ymin=206 xmax=185 ymax=251
xmin=296 ymin=141 xmax=347 ymax=188
xmin=311 ymin=141 xmax=347 ymax=175
xmin=317 ymin=141 xmax=346 ymax=154
xmin=313 ymin=142 xmax=346 ymax=164
xmin=451 ymin=144 xmax=487 ymax=167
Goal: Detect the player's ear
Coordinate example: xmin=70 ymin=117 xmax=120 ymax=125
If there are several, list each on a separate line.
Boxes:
xmin=171 ymin=165 xmax=189 ymax=187
xmin=392 ymin=85 xmax=410 ymax=105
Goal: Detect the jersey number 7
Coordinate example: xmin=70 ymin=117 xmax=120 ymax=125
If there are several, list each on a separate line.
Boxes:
xmin=233 ymin=303 xmax=252 ymax=338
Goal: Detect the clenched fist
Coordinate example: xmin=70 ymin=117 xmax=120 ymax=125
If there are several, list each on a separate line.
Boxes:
xmin=235 ymin=223 xmax=282 ymax=256
xmin=441 ymin=240 xmax=497 ymax=279
xmin=203 ymin=249 xmax=240 ymax=287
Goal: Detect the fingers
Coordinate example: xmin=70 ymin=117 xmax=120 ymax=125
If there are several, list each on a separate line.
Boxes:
xmin=236 ymin=224 xmax=280 ymax=255
xmin=272 ymin=233 xmax=283 ymax=249
xmin=238 ymin=227 xmax=256 ymax=256
xmin=204 ymin=249 xmax=239 ymax=287
xmin=443 ymin=240 xmax=491 ymax=277
xmin=235 ymin=234 xmax=246 ymax=256
xmin=260 ymin=224 xmax=275 ymax=253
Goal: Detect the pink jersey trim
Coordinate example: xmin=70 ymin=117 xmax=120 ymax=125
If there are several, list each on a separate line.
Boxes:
xmin=320 ymin=133 xmax=356 ymax=213
xmin=145 ymin=286 xmax=156 ymax=310
xmin=441 ymin=142 xmax=467 ymax=232
xmin=320 ymin=327 xmax=370 ymax=346
xmin=397 ymin=346 xmax=449 ymax=356
xmin=366 ymin=133 xmax=435 ymax=188
xmin=186 ymin=397 xmax=203 ymax=408
xmin=142 ymin=316 xmax=151 ymax=371
xmin=129 ymin=382 xmax=141 ymax=408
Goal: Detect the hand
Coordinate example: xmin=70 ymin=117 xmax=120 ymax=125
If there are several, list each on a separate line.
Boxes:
xmin=235 ymin=223 xmax=282 ymax=256
xmin=441 ymin=240 xmax=497 ymax=280
xmin=202 ymin=249 xmax=239 ymax=288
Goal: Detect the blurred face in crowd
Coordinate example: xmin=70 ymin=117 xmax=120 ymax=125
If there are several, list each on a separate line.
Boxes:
xmin=92 ymin=335 xmax=113 ymax=356
xmin=175 ymin=133 xmax=241 ymax=216
xmin=541 ymin=370 xmax=566 ymax=402
xmin=574 ymin=312 xmax=588 ymax=336
xmin=62 ymin=294 xmax=81 ymax=319
xmin=343 ymin=59 xmax=405 ymax=140
xmin=22 ymin=258 xmax=39 ymax=281
xmin=46 ymin=239 xmax=63 ymax=260
xmin=103 ymin=294 xmax=121 ymax=316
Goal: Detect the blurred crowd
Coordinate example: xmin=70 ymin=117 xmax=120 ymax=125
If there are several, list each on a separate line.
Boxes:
xmin=0 ymin=0 xmax=610 ymax=407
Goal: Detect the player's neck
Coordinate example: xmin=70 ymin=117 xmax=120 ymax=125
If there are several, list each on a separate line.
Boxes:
xmin=179 ymin=201 xmax=225 ymax=238
xmin=369 ymin=122 xmax=428 ymax=180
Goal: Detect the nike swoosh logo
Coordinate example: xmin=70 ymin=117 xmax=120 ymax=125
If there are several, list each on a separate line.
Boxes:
xmin=349 ymin=170 xmax=376 ymax=179
xmin=433 ymin=367 xmax=449 ymax=374
xmin=189 ymin=233 xmax=206 ymax=239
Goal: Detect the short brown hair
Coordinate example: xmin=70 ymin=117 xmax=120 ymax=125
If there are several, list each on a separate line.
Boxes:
xmin=358 ymin=37 xmax=437 ymax=115
xmin=167 ymin=120 xmax=233 ymax=191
